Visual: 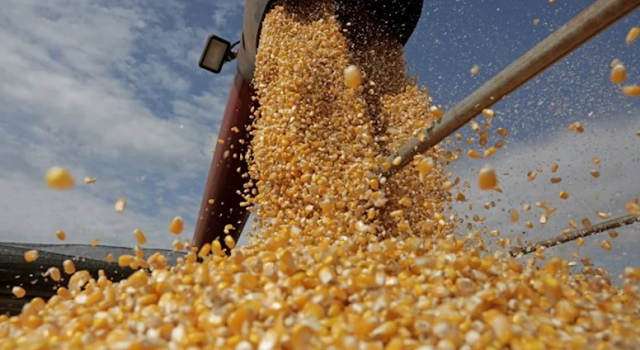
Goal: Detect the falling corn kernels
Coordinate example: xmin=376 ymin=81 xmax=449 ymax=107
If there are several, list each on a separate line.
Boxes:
xmin=169 ymin=216 xmax=185 ymax=234
xmin=559 ymin=191 xmax=569 ymax=200
xmin=134 ymin=229 xmax=147 ymax=245
xmin=533 ymin=19 xmax=540 ymax=26
xmin=484 ymin=147 xmax=496 ymax=158
xmin=468 ymin=149 xmax=482 ymax=159
xmin=470 ymin=64 xmax=479 ymax=76
xmin=622 ymin=85 xmax=640 ymax=97
xmin=478 ymin=164 xmax=498 ymax=190
xmin=577 ymin=238 xmax=585 ymax=247
xmin=55 ymin=230 xmax=66 ymax=241
xmin=510 ymin=209 xmax=519 ymax=223
xmin=105 ymin=254 xmax=114 ymax=263
xmin=627 ymin=202 xmax=640 ymax=215
xmin=626 ymin=27 xmax=640 ymax=45
xmin=551 ymin=163 xmax=558 ymax=173
xmin=46 ymin=267 xmax=61 ymax=282
xmin=589 ymin=170 xmax=600 ymax=178
xmin=344 ymin=65 xmax=362 ymax=88
xmin=114 ymin=198 xmax=127 ymax=214
xmin=45 ymin=166 xmax=75 ymax=190
xmin=63 ymin=259 xmax=76 ymax=275
xmin=12 ymin=286 xmax=26 ymax=299
xmin=600 ymin=240 xmax=612 ymax=251
xmin=416 ymin=157 xmax=434 ymax=175
xmin=84 ymin=176 xmax=97 ymax=185
xmin=593 ymin=157 xmax=600 ymax=165
xmin=24 ymin=250 xmax=39 ymax=263
xmin=611 ymin=64 xmax=627 ymax=84
xmin=224 ymin=235 xmax=236 ymax=249
xmin=596 ymin=211 xmax=610 ymax=219
xmin=482 ymin=108 xmax=495 ymax=119
xmin=497 ymin=127 xmax=508 ymax=138
xmin=429 ymin=106 xmax=443 ymax=119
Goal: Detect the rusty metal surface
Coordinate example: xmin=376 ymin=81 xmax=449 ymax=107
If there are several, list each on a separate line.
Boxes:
xmin=381 ymin=0 xmax=640 ymax=177
xmin=510 ymin=215 xmax=640 ymax=257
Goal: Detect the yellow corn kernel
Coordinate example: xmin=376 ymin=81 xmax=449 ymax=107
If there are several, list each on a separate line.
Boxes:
xmin=114 ymin=198 xmax=127 ymax=214
xmin=106 ymin=253 xmax=114 ymax=263
xmin=62 ymin=259 xmax=76 ymax=275
xmin=24 ymin=250 xmax=39 ymax=263
xmin=610 ymin=64 xmax=627 ymax=84
xmin=12 ymin=286 xmax=26 ymax=299
xmin=118 ymin=255 xmax=135 ymax=268
xmin=533 ymin=18 xmax=540 ymax=25
xmin=133 ymin=229 xmax=147 ymax=245
xmin=417 ymin=157 xmax=434 ymax=175
xmin=589 ymin=170 xmax=600 ymax=178
xmin=430 ymin=106 xmax=443 ymax=119
xmin=576 ymin=237 xmax=585 ymax=247
xmin=91 ymin=238 xmax=99 ymax=247
xmin=169 ymin=216 xmax=184 ymax=234
xmin=626 ymin=27 xmax=640 ymax=45
xmin=626 ymin=202 xmax=640 ymax=215
xmin=482 ymin=108 xmax=495 ymax=119
xmin=344 ymin=65 xmax=362 ymax=88
xmin=46 ymin=267 xmax=61 ymax=282
xmin=622 ymin=85 xmax=640 ymax=97
xmin=470 ymin=64 xmax=479 ymax=76
xmin=600 ymin=240 xmax=612 ymax=251
xmin=55 ymin=230 xmax=66 ymax=241
xmin=467 ymin=149 xmax=481 ymax=159
xmin=559 ymin=191 xmax=569 ymax=200
xmin=497 ymin=127 xmax=508 ymax=138
xmin=478 ymin=164 xmax=498 ymax=190
xmin=224 ymin=235 xmax=236 ymax=249
xmin=198 ymin=243 xmax=211 ymax=258
xmin=45 ymin=166 xmax=75 ymax=190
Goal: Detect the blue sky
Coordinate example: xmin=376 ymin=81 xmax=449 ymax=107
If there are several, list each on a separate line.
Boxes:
xmin=0 ymin=0 xmax=639 ymax=277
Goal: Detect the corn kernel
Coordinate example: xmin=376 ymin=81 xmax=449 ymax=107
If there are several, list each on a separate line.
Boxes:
xmin=559 ymin=191 xmax=569 ymax=200
xmin=91 ymin=238 xmax=99 ymax=247
xmin=12 ymin=286 xmax=26 ymax=299
xmin=478 ymin=164 xmax=498 ymax=190
xmin=169 ymin=216 xmax=184 ymax=234
xmin=622 ymin=85 xmax=640 ymax=97
xmin=626 ymin=27 xmax=640 ymax=45
xmin=114 ymin=198 xmax=127 ymax=214
xmin=626 ymin=202 xmax=640 ymax=215
xmin=224 ymin=235 xmax=236 ymax=249
xmin=470 ymin=64 xmax=479 ymax=76
xmin=45 ymin=166 xmax=75 ymax=190
xmin=430 ymin=106 xmax=443 ymax=119
xmin=600 ymin=240 xmax=612 ymax=251
xmin=482 ymin=108 xmax=495 ymax=119
xmin=133 ymin=229 xmax=147 ymax=245
xmin=24 ymin=250 xmax=39 ymax=263
xmin=344 ymin=65 xmax=362 ymax=88
xmin=55 ymin=230 xmax=66 ymax=241
xmin=467 ymin=149 xmax=481 ymax=159
xmin=610 ymin=64 xmax=627 ymax=84
xmin=84 ymin=176 xmax=97 ymax=185
xmin=62 ymin=259 xmax=76 ymax=275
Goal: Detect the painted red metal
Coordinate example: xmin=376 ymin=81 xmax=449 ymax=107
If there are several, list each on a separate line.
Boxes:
xmin=193 ymin=73 xmax=256 ymax=250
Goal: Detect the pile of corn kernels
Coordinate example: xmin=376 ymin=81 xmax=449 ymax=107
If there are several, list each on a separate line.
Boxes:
xmin=2 ymin=1 xmax=640 ymax=349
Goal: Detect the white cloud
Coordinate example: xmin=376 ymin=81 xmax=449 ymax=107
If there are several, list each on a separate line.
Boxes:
xmin=0 ymin=0 xmax=243 ymax=249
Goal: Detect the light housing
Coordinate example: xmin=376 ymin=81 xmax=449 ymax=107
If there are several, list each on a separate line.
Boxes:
xmin=198 ymin=35 xmax=233 ymax=74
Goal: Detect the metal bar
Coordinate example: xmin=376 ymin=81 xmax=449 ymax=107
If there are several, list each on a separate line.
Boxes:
xmin=381 ymin=0 xmax=640 ymax=177
xmin=509 ymin=214 xmax=640 ymax=257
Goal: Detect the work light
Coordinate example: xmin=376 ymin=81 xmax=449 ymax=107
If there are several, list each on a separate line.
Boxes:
xmin=198 ymin=35 xmax=235 ymax=74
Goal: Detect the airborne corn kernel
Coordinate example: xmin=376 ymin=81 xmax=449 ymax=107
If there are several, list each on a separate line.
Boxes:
xmin=45 ymin=166 xmax=75 ymax=190
xmin=114 ymin=198 xmax=127 ymax=214
xmin=344 ymin=65 xmax=362 ymax=88
xmin=626 ymin=27 xmax=640 ymax=45
xmin=134 ymin=228 xmax=147 ymax=245
xmin=611 ymin=64 xmax=627 ymax=84
xmin=622 ymin=85 xmax=640 ymax=97
xmin=23 ymin=250 xmax=39 ymax=263
xmin=478 ymin=164 xmax=498 ymax=190
xmin=12 ymin=286 xmax=26 ymax=299
xmin=169 ymin=216 xmax=185 ymax=234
